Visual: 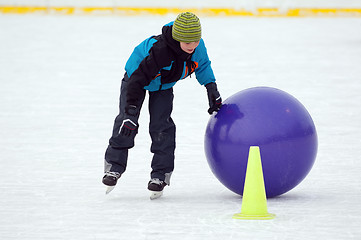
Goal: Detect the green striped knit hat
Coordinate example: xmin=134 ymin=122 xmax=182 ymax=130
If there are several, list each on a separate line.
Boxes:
xmin=172 ymin=12 xmax=202 ymax=43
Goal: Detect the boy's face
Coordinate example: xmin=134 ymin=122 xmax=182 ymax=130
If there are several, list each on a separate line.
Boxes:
xmin=180 ymin=41 xmax=200 ymax=54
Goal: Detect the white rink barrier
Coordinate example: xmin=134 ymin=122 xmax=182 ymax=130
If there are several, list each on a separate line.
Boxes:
xmin=1 ymin=0 xmax=361 ymax=17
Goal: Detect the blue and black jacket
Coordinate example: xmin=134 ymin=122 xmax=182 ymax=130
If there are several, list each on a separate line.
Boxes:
xmin=125 ymin=21 xmax=216 ymax=106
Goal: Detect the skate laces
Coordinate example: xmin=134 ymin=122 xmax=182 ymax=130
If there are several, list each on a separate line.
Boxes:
xmin=105 ymin=171 xmax=120 ymax=179
xmin=149 ymin=178 xmax=164 ymax=185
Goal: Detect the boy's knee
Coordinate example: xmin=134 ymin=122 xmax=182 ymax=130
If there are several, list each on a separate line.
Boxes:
xmin=109 ymin=134 xmax=135 ymax=149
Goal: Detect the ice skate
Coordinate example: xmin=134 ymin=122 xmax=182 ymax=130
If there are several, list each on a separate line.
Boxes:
xmin=148 ymin=178 xmax=167 ymax=200
xmin=102 ymin=172 xmax=121 ymax=194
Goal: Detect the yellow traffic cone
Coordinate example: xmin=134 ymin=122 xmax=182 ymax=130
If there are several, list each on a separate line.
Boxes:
xmin=233 ymin=146 xmax=275 ymax=220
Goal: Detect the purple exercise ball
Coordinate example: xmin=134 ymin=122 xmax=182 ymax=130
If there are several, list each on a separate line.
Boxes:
xmin=204 ymin=87 xmax=318 ymax=198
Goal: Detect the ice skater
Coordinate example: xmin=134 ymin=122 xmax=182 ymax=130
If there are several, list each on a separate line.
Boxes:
xmin=102 ymin=12 xmax=222 ymax=199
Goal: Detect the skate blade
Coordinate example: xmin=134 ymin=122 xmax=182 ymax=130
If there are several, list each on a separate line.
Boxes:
xmin=150 ymin=191 xmax=163 ymax=200
xmin=106 ymin=186 xmax=115 ymax=194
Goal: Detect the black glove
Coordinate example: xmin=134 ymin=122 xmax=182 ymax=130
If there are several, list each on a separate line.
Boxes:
xmin=119 ymin=105 xmax=139 ymax=137
xmin=205 ymin=82 xmax=222 ymax=114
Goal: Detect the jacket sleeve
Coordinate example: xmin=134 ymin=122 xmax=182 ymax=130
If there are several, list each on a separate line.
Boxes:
xmin=125 ymin=38 xmax=171 ymax=106
xmin=193 ymin=39 xmax=216 ymax=86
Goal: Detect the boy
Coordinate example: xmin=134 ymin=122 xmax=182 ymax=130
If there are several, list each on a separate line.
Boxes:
xmin=102 ymin=12 xmax=222 ymax=198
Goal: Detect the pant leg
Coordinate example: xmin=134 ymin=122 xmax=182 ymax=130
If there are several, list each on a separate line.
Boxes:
xmin=104 ymin=74 xmax=145 ymax=174
xmin=148 ymin=88 xmax=176 ymax=185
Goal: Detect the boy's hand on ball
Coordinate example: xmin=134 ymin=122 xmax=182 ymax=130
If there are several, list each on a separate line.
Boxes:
xmin=208 ymin=96 xmax=222 ymax=114
xmin=206 ymin=82 xmax=222 ymax=114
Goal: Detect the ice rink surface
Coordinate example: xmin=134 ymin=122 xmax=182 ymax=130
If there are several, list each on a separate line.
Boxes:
xmin=1 ymin=14 xmax=361 ymax=239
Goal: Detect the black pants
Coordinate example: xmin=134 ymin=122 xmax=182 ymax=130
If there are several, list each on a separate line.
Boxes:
xmin=104 ymin=74 xmax=176 ymax=185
